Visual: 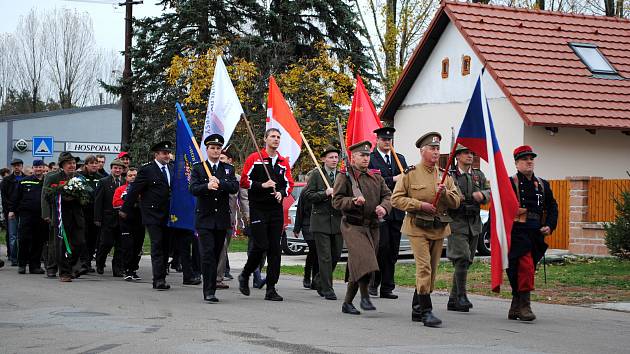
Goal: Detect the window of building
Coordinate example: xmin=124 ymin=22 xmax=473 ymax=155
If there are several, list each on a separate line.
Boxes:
xmin=441 ymin=58 xmax=449 ymax=79
xmin=569 ymin=43 xmax=618 ymax=75
xmin=462 ymin=55 xmax=471 ymax=76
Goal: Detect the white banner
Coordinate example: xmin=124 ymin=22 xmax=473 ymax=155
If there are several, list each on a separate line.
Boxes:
xmin=65 ymin=142 xmax=121 ymax=153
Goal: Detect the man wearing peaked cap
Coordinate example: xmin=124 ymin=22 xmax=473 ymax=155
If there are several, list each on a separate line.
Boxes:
xmin=204 ymin=134 xmax=225 ymax=147
xmin=391 ymin=132 xmax=461 ymax=327
xmin=507 ymin=145 xmax=557 ymax=322
xmin=368 ymin=126 xmax=408 ymax=299
xmin=332 ymin=139 xmax=392 ymax=315
xmin=120 ymin=140 xmax=174 ymax=290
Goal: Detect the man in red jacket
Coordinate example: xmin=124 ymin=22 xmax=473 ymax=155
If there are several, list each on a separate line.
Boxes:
xmin=238 ymin=128 xmax=294 ymax=301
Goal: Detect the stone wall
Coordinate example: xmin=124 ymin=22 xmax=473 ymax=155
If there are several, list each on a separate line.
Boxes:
xmin=567 ymin=177 xmax=610 ymax=256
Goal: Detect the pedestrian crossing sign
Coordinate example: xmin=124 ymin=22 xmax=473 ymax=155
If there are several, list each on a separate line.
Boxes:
xmin=32 ymin=136 xmax=54 ymax=157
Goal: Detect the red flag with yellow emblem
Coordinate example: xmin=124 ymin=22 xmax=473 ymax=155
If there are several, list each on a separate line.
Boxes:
xmin=346 ymin=75 xmax=382 ymax=149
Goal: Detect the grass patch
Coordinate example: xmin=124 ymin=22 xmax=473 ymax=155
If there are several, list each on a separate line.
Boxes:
xmin=228 ymin=236 xmax=249 ymax=252
xmin=280 ymin=257 xmax=630 ymax=305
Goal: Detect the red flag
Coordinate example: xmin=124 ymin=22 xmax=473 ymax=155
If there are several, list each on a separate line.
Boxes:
xmin=266 ymin=76 xmax=302 ymax=167
xmin=346 ymin=75 xmax=382 ymax=149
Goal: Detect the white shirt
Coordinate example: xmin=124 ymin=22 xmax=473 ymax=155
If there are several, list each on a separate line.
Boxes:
xmin=377 ymin=148 xmax=392 ymax=166
xmin=155 ymin=159 xmax=170 ymax=186
xmin=270 ymin=154 xmax=278 ymax=166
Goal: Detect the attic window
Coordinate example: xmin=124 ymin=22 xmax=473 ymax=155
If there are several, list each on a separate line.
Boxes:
xmin=441 ymin=58 xmax=449 ymax=79
xmin=569 ymin=43 xmax=618 ymax=75
xmin=462 ymin=55 xmax=471 ymax=76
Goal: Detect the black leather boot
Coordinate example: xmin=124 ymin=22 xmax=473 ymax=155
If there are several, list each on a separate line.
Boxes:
xmin=448 ymin=267 xmax=470 ymax=312
xmin=417 ymin=293 xmax=442 ymax=327
xmin=508 ymin=293 xmax=520 ymax=320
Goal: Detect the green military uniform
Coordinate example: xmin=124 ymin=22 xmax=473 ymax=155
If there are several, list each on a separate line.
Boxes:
xmin=446 ymin=144 xmax=490 ymax=312
xmin=332 ymin=141 xmax=392 ymax=315
xmin=391 ymin=132 xmax=461 ymax=327
xmin=304 ymin=145 xmax=343 ymax=299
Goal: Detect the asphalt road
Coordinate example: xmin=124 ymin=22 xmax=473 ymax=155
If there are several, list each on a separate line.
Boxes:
xmin=0 ymin=255 xmax=628 ymax=354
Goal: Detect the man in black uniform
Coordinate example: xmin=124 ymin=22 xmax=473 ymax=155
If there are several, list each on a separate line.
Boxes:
xmin=190 ymin=134 xmax=239 ymax=302
xmin=1 ymin=158 xmax=25 ymax=266
xmin=508 ymin=145 xmax=558 ymax=321
xmin=79 ymin=155 xmax=103 ymax=273
xmin=368 ymin=127 xmax=408 ymax=299
xmin=12 ymin=160 xmax=47 ymax=274
xmin=94 ymin=158 xmax=126 ymax=276
xmin=121 ymin=141 xmax=174 ymax=290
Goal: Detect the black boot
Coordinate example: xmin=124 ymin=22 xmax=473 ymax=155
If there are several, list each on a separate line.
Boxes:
xmin=414 ymin=292 xmax=442 ymax=327
xmin=360 ymin=297 xmax=376 ymax=311
xmin=508 ymin=293 xmax=520 ymax=320
xmin=518 ymin=292 xmax=536 ymax=321
xmin=447 ymin=266 xmax=470 ymax=312
xmin=412 ymin=290 xmax=423 ymax=322
xmin=238 ymin=273 xmax=250 ymax=296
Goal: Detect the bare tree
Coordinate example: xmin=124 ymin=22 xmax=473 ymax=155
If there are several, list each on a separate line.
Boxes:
xmin=43 ymin=8 xmax=100 ymax=108
xmin=0 ymin=33 xmax=14 ymax=107
xmin=12 ymin=9 xmax=46 ymax=113
xmin=95 ymin=49 xmax=123 ymax=105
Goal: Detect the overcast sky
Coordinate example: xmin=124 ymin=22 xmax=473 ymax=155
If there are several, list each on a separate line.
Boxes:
xmin=0 ymin=0 xmax=166 ymax=52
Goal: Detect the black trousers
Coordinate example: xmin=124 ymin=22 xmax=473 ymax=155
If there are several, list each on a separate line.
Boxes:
xmin=145 ymin=224 xmax=171 ymax=283
xmin=172 ymin=228 xmax=195 ymax=281
xmin=198 ymin=228 xmax=226 ymax=296
xmin=304 ymin=239 xmax=319 ymax=281
xmin=120 ymin=217 xmax=145 ymax=273
xmin=56 ymin=208 xmax=86 ymax=277
xmin=242 ymin=206 xmax=283 ymax=288
xmin=17 ymin=212 xmax=47 ymax=269
xmin=372 ymin=219 xmax=402 ymax=293
xmin=80 ymin=207 xmax=99 ymax=268
xmin=95 ymin=222 xmax=122 ymax=273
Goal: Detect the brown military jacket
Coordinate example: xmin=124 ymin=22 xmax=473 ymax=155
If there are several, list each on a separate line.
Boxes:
xmin=332 ymin=168 xmax=392 ymax=282
xmin=391 ymin=163 xmax=461 ymax=240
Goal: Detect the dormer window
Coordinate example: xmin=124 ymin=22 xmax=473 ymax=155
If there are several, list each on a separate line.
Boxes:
xmin=441 ymin=58 xmax=449 ymax=79
xmin=569 ymin=43 xmax=618 ymax=76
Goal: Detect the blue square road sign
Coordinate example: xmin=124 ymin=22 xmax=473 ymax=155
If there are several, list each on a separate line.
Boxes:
xmin=32 ymin=136 xmax=54 ymax=157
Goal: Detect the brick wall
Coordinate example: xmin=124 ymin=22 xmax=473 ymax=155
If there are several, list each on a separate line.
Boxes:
xmin=567 ymin=177 xmax=609 ymax=256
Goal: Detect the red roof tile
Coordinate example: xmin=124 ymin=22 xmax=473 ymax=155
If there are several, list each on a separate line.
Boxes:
xmin=380 ymin=1 xmax=630 ymax=130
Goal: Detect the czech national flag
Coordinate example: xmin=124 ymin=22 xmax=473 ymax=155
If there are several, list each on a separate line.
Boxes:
xmin=456 ymin=73 xmax=519 ymax=293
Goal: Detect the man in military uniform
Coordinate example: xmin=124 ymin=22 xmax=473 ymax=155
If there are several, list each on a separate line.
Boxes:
xmin=94 ymin=159 xmax=126 ymax=276
xmin=190 ymin=134 xmax=239 ymax=302
xmin=447 ymin=144 xmax=490 ymax=312
xmin=304 ymin=145 xmax=343 ymax=300
xmin=508 ymin=145 xmax=558 ymax=321
xmin=42 ymin=152 xmax=87 ymax=282
xmin=121 ymin=141 xmax=174 ymax=291
xmin=391 ymin=132 xmax=461 ymax=327
xmin=12 ymin=160 xmax=47 ymax=274
xmin=368 ymin=127 xmax=408 ymax=299
xmin=79 ymin=155 xmax=104 ymax=273
xmin=332 ymin=141 xmax=391 ymax=315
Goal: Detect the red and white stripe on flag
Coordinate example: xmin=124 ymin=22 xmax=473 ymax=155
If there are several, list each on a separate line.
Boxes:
xmin=266 ymin=76 xmax=302 ymax=168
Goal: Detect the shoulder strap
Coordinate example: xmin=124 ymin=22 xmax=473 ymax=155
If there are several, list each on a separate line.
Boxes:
xmin=511 ymin=174 xmax=520 ymax=202
xmin=536 ymin=176 xmax=545 ymax=198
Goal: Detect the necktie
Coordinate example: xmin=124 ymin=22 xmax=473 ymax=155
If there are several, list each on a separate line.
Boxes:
xmin=161 ymin=166 xmax=169 ymax=185
xmin=212 ymin=164 xmax=217 ymax=175
xmin=115 ymin=178 xmax=120 ymax=187
xmin=385 ymin=154 xmax=392 ymax=170
xmin=329 ymin=171 xmax=334 ymax=182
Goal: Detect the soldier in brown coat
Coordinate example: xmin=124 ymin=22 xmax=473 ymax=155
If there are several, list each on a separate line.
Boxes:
xmin=332 ymin=141 xmax=392 ymax=315
xmin=392 ymin=132 xmax=461 ymax=327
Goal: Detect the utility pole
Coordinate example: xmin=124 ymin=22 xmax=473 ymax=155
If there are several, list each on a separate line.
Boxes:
xmin=119 ymin=0 xmax=143 ymax=149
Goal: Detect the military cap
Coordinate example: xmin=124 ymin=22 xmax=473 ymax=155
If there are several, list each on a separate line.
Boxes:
xmin=415 ymin=132 xmax=442 ymax=148
xmin=513 ymin=145 xmax=537 ymax=160
xmin=117 ymin=151 xmax=130 ymax=159
xmin=454 ymin=143 xmax=471 ymax=155
xmin=32 ymin=159 xmax=45 ymax=167
xmin=10 ymin=158 xmax=23 ymax=166
xmin=373 ymin=127 xmax=396 ymax=139
xmin=349 ymin=140 xmax=372 ymax=154
xmin=320 ymin=145 xmax=341 ymax=158
xmin=110 ymin=158 xmax=126 ymax=168
xmin=151 ymin=141 xmax=173 ymax=152
xmin=204 ymin=134 xmax=224 ymax=147
xmin=58 ymin=152 xmax=76 ymax=167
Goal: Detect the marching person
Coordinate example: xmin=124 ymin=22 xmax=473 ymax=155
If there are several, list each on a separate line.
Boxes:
xmin=190 ymin=134 xmax=239 ymax=302
xmin=238 ymin=128 xmax=294 ymax=301
xmin=304 ymin=145 xmax=343 ymax=300
xmin=42 ymin=152 xmax=88 ymax=282
xmin=368 ymin=127 xmax=408 ymax=299
xmin=94 ymin=159 xmax=126 ymax=277
xmin=332 ymin=141 xmax=391 ymax=315
xmin=120 ymin=141 xmax=174 ymax=291
xmin=447 ymin=144 xmax=490 ymax=312
xmin=507 ymin=145 xmax=558 ymax=321
xmin=12 ymin=160 xmax=47 ymax=274
xmin=79 ymin=155 xmax=104 ymax=273
xmin=113 ymin=167 xmax=145 ymax=281
xmin=391 ymin=132 xmax=461 ymax=327
xmin=293 ymin=173 xmax=318 ymax=290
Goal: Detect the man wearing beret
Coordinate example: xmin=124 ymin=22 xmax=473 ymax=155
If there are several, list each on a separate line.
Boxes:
xmin=190 ymin=134 xmax=239 ymax=302
xmin=94 ymin=158 xmax=126 ymax=277
xmin=121 ymin=141 xmax=174 ymax=290
xmin=332 ymin=140 xmax=391 ymax=315
xmin=42 ymin=152 xmax=87 ymax=282
xmin=304 ymin=145 xmax=343 ymax=300
xmin=11 ymin=160 xmax=47 ymax=274
xmin=447 ymin=144 xmax=490 ymax=312
xmin=508 ymin=145 xmax=558 ymax=321
xmin=391 ymin=132 xmax=461 ymax=327
xmin=368 ymin=126 xmax=408 ymax=299
xmin=1 ymin=158 xmax=25 ymax=266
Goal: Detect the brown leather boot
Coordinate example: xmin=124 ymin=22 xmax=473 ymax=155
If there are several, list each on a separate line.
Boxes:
xmin=508 ymin=294 xmax=520 ymax=320
xmin=518 ymin=292 xmax=536 ymax=321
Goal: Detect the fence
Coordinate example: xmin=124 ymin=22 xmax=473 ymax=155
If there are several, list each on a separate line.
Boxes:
xmin=587 ymin=179 xmax=630 ymax=222
xmin=547 ymin=180 xmax=569 ymax=249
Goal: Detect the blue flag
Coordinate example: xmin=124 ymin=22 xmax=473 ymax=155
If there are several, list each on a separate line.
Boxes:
xmin=168 ymin=103 xmax=202 ymax=231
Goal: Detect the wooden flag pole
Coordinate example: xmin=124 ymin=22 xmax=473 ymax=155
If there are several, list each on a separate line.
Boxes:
xmin=431 ymin=142 xmax=457 ymax=207
xmin=390 ymin=146 xmax=405 ymax=175
xmin=240 ymin=113 xmax=279 ymax=201
xmin=299 ymin=131 xmax=331 ymax=190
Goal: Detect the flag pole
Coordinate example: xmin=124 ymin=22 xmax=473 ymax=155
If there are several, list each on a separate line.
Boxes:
xmin=390 ymin=146 xmax=406 ymax=174
xmin=431 ymin=141 xmax=457 ymax=207
xmin=299 ymin=131 xmax=331 ymax=190
xmin=176 ymin=103 xmax=212 ymax=178
xmin=240 ymin=113 xmax=279 ymax=200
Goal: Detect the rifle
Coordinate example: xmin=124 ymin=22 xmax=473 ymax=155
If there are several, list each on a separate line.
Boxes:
xmin=335 ymin=117 xmax=363 ymax=199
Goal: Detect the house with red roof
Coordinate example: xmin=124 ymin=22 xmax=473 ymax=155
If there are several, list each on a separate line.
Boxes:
xmin=380 ymin=1 xmax=630 ymax=179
